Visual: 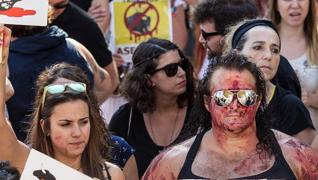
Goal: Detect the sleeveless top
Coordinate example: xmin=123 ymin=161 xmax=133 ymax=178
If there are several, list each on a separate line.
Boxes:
xmin=178 ymin=131 xmax=297 ymax=179
xmin=102 ymin=162 xmax=112 ymax=180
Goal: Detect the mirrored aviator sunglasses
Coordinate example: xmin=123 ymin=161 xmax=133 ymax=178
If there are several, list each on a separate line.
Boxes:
xmin=41 ymin=82 xmax=87 ymax=110
xmin=212 ymin=90 xmax=258 ymax=107
xmin=150 ymin=58 xmax=187 ymax=77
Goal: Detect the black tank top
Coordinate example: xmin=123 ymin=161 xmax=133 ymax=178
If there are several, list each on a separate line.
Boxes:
xmin=178 ymin=131 xmax=297 ymax=179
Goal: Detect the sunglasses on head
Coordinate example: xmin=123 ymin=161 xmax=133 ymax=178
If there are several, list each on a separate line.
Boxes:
xmin=41 ymin=82 xmax=87 ymax=111
xmin=150 ymin=58 xmax=187 ymax=77
xmin=201 ymin=29 xmax=222 ymax=40
xmin=211 ymin=90 xmax=258 ymax=107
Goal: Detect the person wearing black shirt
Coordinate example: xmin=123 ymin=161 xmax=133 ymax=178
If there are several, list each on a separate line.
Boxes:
xmin=50 ymin=0 xmax=118 ymax=98
xmin=109 ymin=38 xmax=198 ymax=177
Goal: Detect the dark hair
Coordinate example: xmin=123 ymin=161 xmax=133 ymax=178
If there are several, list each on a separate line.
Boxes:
xmin=190 ymin=52 xmax=277 ymax=156
xmin=0 ymin=161 xmax=20 ymax=180
xmin=193 ymin=0 xmax=259 ymax=34
xmin=27 ymin=63 xmax=111 ymax=179
xmin=120 ymin=38 xmax=195 ymax=113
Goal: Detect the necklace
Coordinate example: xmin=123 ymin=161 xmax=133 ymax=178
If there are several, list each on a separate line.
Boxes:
xmin=148 ymin=108 xmax=180 ymax=148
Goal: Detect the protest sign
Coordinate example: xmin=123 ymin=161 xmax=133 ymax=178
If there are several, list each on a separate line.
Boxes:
xmin=110 ymin=0 xmax=172 ymax=62
xmin=0 ymin=0 xmax=48 ymax=26
xmin=20 ymin=149 xmax=92 ymax=180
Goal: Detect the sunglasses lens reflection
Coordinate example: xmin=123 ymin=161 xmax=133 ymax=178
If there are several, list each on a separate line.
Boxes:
xmin=213 ymin=90 xmax=257 ymax=107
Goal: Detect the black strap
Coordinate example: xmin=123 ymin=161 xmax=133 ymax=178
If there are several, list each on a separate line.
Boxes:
xmin=178 ymin=131 xmax=206 ymax=179
xmin=102 ymin=162 xmax=112 ymax=180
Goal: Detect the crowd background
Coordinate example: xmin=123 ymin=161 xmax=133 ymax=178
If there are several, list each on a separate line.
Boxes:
xmin=1 ymin=0 xmax=318 ymax=179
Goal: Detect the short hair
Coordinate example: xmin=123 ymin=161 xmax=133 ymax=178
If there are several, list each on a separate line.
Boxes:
xmin=193 ymin=0 xmax=259 ymax=34
xmin=27 ymin=63 xmax=111 ymax=179
xmin=190 ymin=52 xmax=278 ymax=156
xmin=268 ymin=0 xmax=318 ymax=65
xmin=0 ymin=161 xmax=20 ymax=180
xmin=120 ymin=38 xmax=195 ymax=113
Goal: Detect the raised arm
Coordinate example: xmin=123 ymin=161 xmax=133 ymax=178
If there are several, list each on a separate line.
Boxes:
xmin=67 ymin=38 xmax=113 ymax=103
xmin=0 ymin=25 xmax=29 ymax=173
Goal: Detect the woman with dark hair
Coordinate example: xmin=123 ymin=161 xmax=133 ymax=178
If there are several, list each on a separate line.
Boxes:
xmin=223 ymin=18 xmax=316 ymax=145
xmin=109 ymin=37 xmax=196 ymax=177
xmin=0 ymin=26 xmax=124 ymax=179
xmin=143 ymin=52 xmax=318 ymax=179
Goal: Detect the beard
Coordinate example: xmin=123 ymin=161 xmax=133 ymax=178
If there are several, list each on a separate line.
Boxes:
xmin=205 ymin=43 xmax=223 ymax=59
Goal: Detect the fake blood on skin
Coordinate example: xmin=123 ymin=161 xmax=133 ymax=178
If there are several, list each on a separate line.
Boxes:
xmin=210 ymin=79 xmax=257 ymax=131
xmin=209 ymin=76 xmax=258 ymax=149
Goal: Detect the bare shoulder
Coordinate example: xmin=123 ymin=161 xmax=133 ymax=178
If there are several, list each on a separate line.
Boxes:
xmin=273 ymin=130 xmax=318 ymax=179
xmin=142 ymin=136 xmax=196 ymax=180
xmin=105 ymin=162 xmax=125 ymax=180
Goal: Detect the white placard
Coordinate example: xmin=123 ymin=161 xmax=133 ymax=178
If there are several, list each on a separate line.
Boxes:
xmin=20 ymin=149 xmax=92 ymax=180
xmin=0 ymin=0 xmax=48 ymax=26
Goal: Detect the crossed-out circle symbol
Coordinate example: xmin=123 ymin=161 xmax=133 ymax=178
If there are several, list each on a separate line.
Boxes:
xmin=124 ymin=1 xmax=160 ymax=37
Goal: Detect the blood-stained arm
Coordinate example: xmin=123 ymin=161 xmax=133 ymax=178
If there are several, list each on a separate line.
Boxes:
xmin=142 ymin=143 xmax=190 ymax=180
xmin=0 ymin=25 xmax=30 ymax=174
xmin=277 ymin=131 xmax=318 ymax=179
xmin=142 ymin=152 xmax=178 ymax=180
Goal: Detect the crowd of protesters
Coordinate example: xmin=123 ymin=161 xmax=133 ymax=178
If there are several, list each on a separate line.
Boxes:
xmin=1 ymin=0 xmax=318 ymax=179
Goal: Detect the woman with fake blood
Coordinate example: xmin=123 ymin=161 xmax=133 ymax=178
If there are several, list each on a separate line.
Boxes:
xmin=143 ymin=52 xmax=318 ymax=179
xmin=223 ymin=19 xmax=316 ymax=145
xmin=108 ymin=38 xmax=197 ymax=177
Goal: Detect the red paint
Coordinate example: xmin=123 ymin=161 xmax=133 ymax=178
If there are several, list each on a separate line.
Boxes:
xmin=284 ymin=139 xmax=318 ymax=178
xmin=0 ymin=7 xmax=36 ymax=17
xmin=142 ymin=152 xmax=166 ymax=179
xmin=232 ymin=79 xmax=240 ymax=89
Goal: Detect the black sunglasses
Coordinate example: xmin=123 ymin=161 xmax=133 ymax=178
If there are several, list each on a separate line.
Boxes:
xmin=201 ymin=29 xmax=222 ymax=40
xmin=150 ymin=59 xmax=187 ymax=77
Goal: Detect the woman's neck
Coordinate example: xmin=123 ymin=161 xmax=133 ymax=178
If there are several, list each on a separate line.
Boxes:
xmin=278 ymin=22 xmax=305 ymax=38
xmin=278 ymin=23 xmax=307 ymax=60
xmin=266 ymin=81 xmax=276 ymax=104
xmin=55 ymin=153 xmax=82 ymax=171
xmin=153 ymin=92 xmax=180 ymax=113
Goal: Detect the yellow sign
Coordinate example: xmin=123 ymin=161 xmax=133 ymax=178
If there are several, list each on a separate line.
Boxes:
xmin=111 ymin=0 xmax=172 ymax=61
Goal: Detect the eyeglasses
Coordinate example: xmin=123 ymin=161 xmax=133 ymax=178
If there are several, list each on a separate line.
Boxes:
xmin=201 ymin=29 xmax=222 ymax=40
xmin=150 ymin=59 xmax=187 ymax=77
xmin=212 ymin=90 xmax=258 ymax=107
xmin=41 ymin=82 xmax=87 ymax=111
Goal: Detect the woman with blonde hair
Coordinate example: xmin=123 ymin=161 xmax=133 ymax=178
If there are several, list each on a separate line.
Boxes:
xmin=0 ymin=26 xmax=124 ymax=179
xmin=268 ymin=0 xmax=318 ymax=128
